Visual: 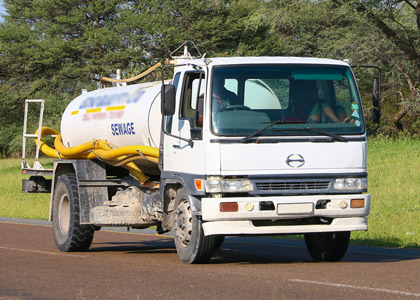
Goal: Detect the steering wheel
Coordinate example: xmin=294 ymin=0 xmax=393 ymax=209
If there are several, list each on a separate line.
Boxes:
xmin=343 ymin=115 xmax=355 ymax=123
xmin=225 ymin=105 xmax=251 ymax=111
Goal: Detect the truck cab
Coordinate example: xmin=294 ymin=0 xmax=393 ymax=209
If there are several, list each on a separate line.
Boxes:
xmin=161 ymin=57 xmax=371 ymax=263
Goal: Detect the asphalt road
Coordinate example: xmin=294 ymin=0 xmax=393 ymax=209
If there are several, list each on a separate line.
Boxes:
xmin=1 ymin=218 xmax=420 ymax=300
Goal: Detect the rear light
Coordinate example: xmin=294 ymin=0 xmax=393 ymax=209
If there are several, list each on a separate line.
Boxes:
xmin=220 ymin=202 xmax=238 ymax=212
xmin=351 ymin=199 xmax=365 ymax=208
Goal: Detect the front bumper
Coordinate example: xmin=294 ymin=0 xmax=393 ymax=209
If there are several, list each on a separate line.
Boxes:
xmin=201 ymin=194 xmax=370 ymax=236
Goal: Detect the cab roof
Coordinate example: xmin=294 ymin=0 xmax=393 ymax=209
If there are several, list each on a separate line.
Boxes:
xmin=177 ymin=56 xmax=349 ymax=68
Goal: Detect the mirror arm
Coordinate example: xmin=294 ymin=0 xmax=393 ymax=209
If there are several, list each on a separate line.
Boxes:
xmin=163 ymin=127 xmax=194 ymax=147
xmin=351 ymin=65 xmax=381 ymax=81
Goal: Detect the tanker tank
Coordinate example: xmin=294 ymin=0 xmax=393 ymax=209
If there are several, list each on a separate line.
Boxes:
xmin=60 ymin=81 xmax=163 ymax=175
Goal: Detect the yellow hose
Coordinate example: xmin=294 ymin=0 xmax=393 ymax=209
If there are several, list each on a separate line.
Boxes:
xmin=111 ymin=155 xmax=159 ymax=167
xmin=35 ymin=127 xmax=159 ymax=187
xmin=100 ymin=59 xmax=170 ymax=85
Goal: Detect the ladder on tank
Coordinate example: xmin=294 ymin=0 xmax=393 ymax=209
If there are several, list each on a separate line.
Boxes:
xmin=21 ymin=99 xmax=54 ymax=176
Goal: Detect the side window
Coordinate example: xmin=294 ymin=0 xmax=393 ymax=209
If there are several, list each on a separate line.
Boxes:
xmin=190 ymin=76 xmax=205 ymax=110
xmin=166 ymin=72 xmax=181 ymax=133
xmin=181 ymin=72 xmax=205 ymax=128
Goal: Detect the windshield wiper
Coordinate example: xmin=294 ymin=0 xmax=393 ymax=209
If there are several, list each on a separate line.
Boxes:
xmin=242 ymin=122 xmax=347 ymax=143
xmin=241 ymin=120 xmax=284 ymax=143
xmin=272 ymin=127 xmax=347 ymax=142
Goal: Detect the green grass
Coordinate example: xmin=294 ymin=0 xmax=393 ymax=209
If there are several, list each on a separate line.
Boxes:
xmin=352 ymin=138 xmax=420 ymax=248
xmin=0 ymin=158 xmax=52 ymax=220
xmin=1 ymin=138 xmax=420 ymax=248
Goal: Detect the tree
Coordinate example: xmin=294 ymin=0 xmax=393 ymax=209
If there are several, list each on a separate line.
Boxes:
xmin=332 ymin=0 xmax=420 ymax=132
xmin=1 ymin=0 xmax=418 ymax=156
xmin=0 ymin=0 xmax=153 ymax=155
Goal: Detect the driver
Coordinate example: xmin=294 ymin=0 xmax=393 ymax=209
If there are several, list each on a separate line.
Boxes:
xmin=308 ymin=101 xmax=347 ymax=123
xmin=212 ymin=76 xmax=239 ymax=112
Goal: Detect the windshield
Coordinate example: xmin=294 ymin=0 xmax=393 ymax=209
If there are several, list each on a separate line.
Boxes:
xmin=211 ymin=65 xmax=364 ymax=136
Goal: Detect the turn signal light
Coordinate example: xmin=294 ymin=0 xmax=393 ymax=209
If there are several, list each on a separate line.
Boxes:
xmin=194 ymin=179 xmax=203 ymax=191
xmin=220 ymin=202 xmax=238 ymax=212
xmin=351 ymin=199 xmax=365 ymax=208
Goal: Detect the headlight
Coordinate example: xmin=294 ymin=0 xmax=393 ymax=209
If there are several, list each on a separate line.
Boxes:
xmin=334 ymin=178 xmax=368 ymax=191
xmin=205 ymin=179 xmax=254 ymax=193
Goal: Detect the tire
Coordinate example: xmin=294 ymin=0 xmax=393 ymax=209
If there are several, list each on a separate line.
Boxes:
xmin=304 ymin=231 xmax=350 ymax=262
xmin=173 ymin=188 xmax=216 ymax=264
xmin=213 ymin=236 xmax=225 ymax=250
xmin=52 ymin=174 xmax=94 ymax=252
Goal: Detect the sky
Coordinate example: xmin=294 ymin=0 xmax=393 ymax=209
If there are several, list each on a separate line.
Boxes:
xmin=0 ymin=0 xmax=5 ymax=22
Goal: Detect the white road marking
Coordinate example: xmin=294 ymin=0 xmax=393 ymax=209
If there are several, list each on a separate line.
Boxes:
xmin=290 ymin=279 xmax=420 ymax=297
xmin=0 ymin=246 xmax=86 ymax=258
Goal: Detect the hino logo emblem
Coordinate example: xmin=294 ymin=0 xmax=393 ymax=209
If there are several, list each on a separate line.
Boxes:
xmin=286 ymin=154 xmax=305 ymax=168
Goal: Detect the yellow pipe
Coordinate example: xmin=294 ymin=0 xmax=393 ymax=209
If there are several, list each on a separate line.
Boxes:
xmin=112 ymin=155 xmax=159 ymax=167
xmin=100 ymin=59 xmax=170 ymax=84
xmin=35 ymin=127 xmax=159 ymax=186
xmin=92 ymin=144 xmax=159 ymax=160
xmin=54 ymin=134 xmax=96 ymax=155
xmin=89 ymin=139 xmax=157 ymax=186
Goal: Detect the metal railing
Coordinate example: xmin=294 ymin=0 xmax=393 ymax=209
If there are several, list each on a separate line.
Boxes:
xmin=21 ymin=99 xmax=53 ymax=175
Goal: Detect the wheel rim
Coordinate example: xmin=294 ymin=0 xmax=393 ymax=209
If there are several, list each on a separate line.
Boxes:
xmin=58 ymin=193 xmax=70 ymax=235
xmin=174 ymin=199 xmax=192 ymax=247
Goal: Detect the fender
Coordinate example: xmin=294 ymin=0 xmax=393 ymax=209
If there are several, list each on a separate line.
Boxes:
xmin=50 ymin=159 xmax=108 ymax=223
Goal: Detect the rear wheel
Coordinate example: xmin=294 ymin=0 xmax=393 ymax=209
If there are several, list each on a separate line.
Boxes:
xmin=173 ymin=188 xmax=216 ymax=264
xmin=304 ymin=231 xmax=350 ymax=262
xmin=52 ymin=174 xmax=94 ymax=252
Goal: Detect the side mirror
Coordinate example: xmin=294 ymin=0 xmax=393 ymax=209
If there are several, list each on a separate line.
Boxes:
xmin=372 ymin=77 xmax=380 ymax=107
xmin=161 ymin=84 xmax=176 ymax=116
xmin=372 ymin=108 xmax=381 ymax=124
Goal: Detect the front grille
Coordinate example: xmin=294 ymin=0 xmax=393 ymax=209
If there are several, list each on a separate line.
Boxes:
xmin=256 ymin=181 xmax=330 ymax=191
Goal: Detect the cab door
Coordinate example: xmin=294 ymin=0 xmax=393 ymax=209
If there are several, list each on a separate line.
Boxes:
xmin=163 ymin=71 xmax=206 ymax=175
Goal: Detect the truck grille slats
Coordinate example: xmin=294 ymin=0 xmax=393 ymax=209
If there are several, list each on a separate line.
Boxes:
xmin=256 ymin=181 xmax=330 ymax=191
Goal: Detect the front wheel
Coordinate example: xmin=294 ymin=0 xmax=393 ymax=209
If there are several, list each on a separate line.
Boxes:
xmin=173 ymin=188 xmax=216 ymax=264
xmin=304 ymin=231 xmax=350 ymax=262
xmin=52 ymin=174 xmax=94 ymax=252
xmin=213 ymin=236 xmax=225 ymax=250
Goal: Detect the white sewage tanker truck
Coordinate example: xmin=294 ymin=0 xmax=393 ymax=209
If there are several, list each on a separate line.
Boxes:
xmin=22 ymin=50 xmax=381 ymax=264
